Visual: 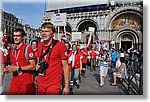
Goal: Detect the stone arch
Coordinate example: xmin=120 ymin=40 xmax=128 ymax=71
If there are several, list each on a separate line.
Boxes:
xmin=106 ymin=5 xmax=143 ymax=50
xmin=106 ymin=5 xmax=143 ymax=29
xmin=74 ymin=19 xmax=99 ymax=45
xmin=56 ymin=22 xmax=72 ymax=33
xmin=66 ymin=22 xmax=72 ymax=33
xmin=115 ymin=28 xmax=140 ymax=50
xmin=76 ymin=19 xmax=98 ymax=32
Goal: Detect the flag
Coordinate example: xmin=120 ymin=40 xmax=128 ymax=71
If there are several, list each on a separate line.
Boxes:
xmin=3 ymin=28 xmax=6 ymax=36
xmin=61 ymin=32 xmax=67 ymax=41
xmin=87 ymin=32 xmax=92 ymax=50
xmin=100 ymin=40 xmax=105 ymax=45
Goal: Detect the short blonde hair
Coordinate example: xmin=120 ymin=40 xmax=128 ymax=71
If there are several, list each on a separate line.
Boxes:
xmin=41 ymin=22 xmax=56 ymax=33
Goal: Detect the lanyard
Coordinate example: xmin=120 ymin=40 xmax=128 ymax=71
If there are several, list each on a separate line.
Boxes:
xmin=40 ymin=44 xmax=52 ymax=62
xmin=39 ymin=39 xmax=58 ymax=62
xmin=15 ymin=50 xmax=21 ymax=66
xmin=43 ymin=49 xmax=49 ymax=61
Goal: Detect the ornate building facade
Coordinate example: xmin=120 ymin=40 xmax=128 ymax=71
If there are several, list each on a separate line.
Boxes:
xmin=1 ymin=10 xmax=23 ymax=43
xmin=0 ymin=9 xmax=37 ymax=44
xmin=43 ymin=0 xmax=143 ymax=51
xmin=23 ymin=24 xmax=37 ymax=45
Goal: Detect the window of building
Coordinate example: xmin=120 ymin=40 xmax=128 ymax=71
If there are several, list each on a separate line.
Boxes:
xmin=6 ymin=21 xmax=8 ymax=25
xmin=9 ymin=22 xmax=11 ymax=26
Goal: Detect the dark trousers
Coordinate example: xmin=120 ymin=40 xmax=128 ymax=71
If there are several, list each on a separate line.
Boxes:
xmin=90 ymin=58 xmax=96 ymax=71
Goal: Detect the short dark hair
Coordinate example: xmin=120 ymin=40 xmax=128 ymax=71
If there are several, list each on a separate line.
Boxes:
xmin=31 ymin=40 xmax=38 ymax=45
xmin=72 ymin=44 xmax=76 ymax=49
xmin=65 ymin=42 xmax=71 ymax=50
xmin=14 ymin=28 xmax=26 ymax=36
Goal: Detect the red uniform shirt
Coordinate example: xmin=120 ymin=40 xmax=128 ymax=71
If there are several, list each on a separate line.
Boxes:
xmin=68 ymin=50 xmax=73 ymax=72
xmin=79 ymin=49 xmax=88 ymax=63
xmin=10 ymin=42 xmax=36 ymax=84
xmin=74 ymin=53 xmax=82 ymax=68
xmin=33 ymin=49 xmax=39 ymax=59
xmin=90 ymin=51 xmax=98 ymax=59
xmin=68 ymin=51 xmax=82 ymax=69
xmin=38 ymin=41 xmax=68 ymax=85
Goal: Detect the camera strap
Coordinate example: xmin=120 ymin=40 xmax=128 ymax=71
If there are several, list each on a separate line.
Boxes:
xmin=39 ymin=39 xmax=58 ymax=62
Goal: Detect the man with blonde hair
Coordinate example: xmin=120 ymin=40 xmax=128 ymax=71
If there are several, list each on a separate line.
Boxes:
xmin=36 ymin=22 xmax=70 ymax=95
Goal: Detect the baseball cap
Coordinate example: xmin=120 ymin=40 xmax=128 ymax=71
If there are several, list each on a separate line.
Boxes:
xmin=103 ymin=48 xmax=107 ymax=51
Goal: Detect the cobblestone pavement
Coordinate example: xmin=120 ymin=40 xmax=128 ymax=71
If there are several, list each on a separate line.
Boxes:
xmin=2 ymin=67 xmax=127 ymax=95
xmin=71 ymin=67 xmax=126 ymax=95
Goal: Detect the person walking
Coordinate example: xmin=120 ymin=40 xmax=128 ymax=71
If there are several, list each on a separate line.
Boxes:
xmin=3 ymin=28 xmax=37 ymax=95
xmin=110 ymin=47 xmax=119 ymax=72
xmin=99 ymin=48 xmax=110 ymax=87
xmin=68 ymin=44 xmax=83 ymax=89
xmin=90 ymin=48 xmax=98 ymax=71
xmin=36 ymin=22 xmax=70 ymax=95
xmin=79 ymin=45 xmax=88 ymax=78
xmin=31 ymin=40 xmax=39 ymax=94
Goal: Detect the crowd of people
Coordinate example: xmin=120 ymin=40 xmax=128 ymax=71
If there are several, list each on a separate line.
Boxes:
xmin=0 ymin=22 xmax=143 ymax=95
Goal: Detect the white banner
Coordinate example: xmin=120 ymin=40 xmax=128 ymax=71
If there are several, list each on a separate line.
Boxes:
xmin=88 ymin=27 xmax=95 ymax=32
xmin=72 ymin=32 xmax=81 ymax=40
xmin=110 ymin=1 xmax=115 ymax=6
xmin=51 ymin=13 xmax=67 ymax=26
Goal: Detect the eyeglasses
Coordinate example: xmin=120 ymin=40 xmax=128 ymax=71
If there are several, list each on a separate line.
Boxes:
xmin=13 ymin=35 xmax=22 ymax=37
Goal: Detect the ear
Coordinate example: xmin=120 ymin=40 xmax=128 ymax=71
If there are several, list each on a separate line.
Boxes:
xmin=23 ymin=35 xmax=26 ymax=40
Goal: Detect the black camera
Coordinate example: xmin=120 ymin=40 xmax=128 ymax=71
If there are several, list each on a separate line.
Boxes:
xmin=38 ymin=61 xmax=49 ymax=75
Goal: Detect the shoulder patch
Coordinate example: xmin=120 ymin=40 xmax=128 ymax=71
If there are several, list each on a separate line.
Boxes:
xmin=29 ymin=53 xmax=34 ymax=58
xmin=65 ymin=51 xmax=68 ymax=56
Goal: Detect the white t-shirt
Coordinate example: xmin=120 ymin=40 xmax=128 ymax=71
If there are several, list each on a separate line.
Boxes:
xmin=120 ymin=53 xmax=124 ymax=57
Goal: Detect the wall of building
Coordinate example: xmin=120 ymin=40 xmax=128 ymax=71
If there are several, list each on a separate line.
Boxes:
xmin=1 ymin=10 xmax=23 ymax=43
xmin=23 ymin=24 xmax=37 ymax=45
xmin=44 ymin=0 xmax=143 ymax=50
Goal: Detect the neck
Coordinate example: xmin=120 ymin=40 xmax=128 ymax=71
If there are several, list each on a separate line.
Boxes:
xmin=16 ymin=42 xmax=23 ymax=49
xmin=33 ymin=48 xmax=37 ymax=51
xmin=44 ymin=38 xmax=52 ymax=45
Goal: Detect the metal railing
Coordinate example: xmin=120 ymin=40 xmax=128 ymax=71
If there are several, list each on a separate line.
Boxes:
xmin=67 ymin=10 xmax=111 ymax=19
xmin=122 ymin=59 xmax=143 ymax=95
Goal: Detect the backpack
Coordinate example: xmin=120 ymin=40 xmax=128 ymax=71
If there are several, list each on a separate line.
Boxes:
xmin=12 ymin=45 xmax=30 ymax=63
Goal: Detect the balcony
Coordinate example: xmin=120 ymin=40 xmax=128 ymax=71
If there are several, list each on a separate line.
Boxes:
xmin=67 ymin=10 xmax=111 ymax=19
xmin=43 ymin=10 xmax=111 ymax=22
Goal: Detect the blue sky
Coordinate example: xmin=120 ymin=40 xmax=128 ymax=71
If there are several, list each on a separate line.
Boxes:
xmin=2 ymin=1 xmax=46 ymax=28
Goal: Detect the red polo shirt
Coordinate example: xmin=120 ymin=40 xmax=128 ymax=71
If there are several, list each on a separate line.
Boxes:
xmin=68 ymin=50 xmax=73 ymax=72
xmin=90 ymin=51 xmax=98 ymax=59
xmin=38 ymin=41 xmax=68 ymax=85
xmin=10 ymin=42 xmax=36 ymax=84
xmin=74 ymin=53 xmax=82 ymax=68
xmin=79 ymin=49 xmax=88 ymax=63
xmin=33 ymin=49 xmax=39 ymax=59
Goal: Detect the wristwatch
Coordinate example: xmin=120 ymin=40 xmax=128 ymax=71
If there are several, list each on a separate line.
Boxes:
xmin=17 ymin=66 xmax=23 ymax=75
